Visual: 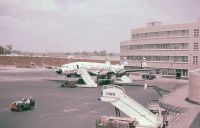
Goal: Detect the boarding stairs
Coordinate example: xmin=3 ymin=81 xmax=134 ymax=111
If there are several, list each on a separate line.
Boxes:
xmin=100 ymin=85 xmax=163 ymax=128
xmin=77 ymin=69 xmax=97 ymax=88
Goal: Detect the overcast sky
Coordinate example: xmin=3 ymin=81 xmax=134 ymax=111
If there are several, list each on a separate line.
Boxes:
xmin=0 ymin=0 xmax=200 ymax=53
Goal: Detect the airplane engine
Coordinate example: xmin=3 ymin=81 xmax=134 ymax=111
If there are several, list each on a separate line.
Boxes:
xmin=116 ymin=70 xmax=126 ymax=77
xmin=98 ymin=72 xmax=113 ymax=79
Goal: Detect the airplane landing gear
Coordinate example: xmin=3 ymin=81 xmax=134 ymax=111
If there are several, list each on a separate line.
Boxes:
xmin=61 ymin=81 xmax=77 ymax=88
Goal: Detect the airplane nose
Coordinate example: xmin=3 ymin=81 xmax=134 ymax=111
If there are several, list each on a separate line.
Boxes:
xmin=56 ymin=69 xmax=62 ymax=75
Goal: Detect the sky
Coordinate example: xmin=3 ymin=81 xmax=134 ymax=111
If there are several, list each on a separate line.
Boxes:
xmin=0 ymin=0 xmax=200 ymax=53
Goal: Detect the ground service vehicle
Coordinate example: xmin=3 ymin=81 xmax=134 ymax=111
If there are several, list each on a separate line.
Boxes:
xmin=9 ymin=97 xmax=35 ymax=112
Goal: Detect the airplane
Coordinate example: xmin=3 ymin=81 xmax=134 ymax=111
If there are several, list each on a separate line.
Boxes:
xmin=55 ymin=59 xmax=133 ymax=88
xmin=55 ymin=57 xmax=156 ymax=88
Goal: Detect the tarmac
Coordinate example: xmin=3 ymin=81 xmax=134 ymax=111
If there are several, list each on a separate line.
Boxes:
xmin=1 ymin=66 xmax=199 ymax=128
xmin=0 ymin=67 xmax=162 ymax=128
xmin=160 ymin=83 xmax=200 ymax=128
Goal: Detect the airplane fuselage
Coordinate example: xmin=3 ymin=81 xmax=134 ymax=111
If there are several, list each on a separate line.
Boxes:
xmin=56 ymin=62 xmax=123 ymax=76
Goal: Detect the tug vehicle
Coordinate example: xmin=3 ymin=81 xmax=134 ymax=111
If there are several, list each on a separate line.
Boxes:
xmin=9 ymin=97 xmax=35 ymax=112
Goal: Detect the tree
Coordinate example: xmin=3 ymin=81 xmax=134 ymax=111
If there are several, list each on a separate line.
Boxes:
xmin=93 ymin=51 xmax=98 ymax=55
xmin=6 ymin=44 xmax=12 ymax=52
xmin=2 ymin=44 xmax=12 ymax=54
xmin=12 ymin=50 xmax=22 ymax=54
xmin=0 ymin=45 xmax=4 ymax=54
xmin=100 ymin=50 xmax=107 ymax=56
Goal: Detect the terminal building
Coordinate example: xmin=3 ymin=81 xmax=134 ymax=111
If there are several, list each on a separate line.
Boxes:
xmin=120 ymin=18 xmax=200 ymax=77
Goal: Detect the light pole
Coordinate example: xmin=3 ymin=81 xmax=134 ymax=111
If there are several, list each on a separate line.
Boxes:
xmin=42 ymin=54 xmax=45 ymax=67
xmin=141 ymin=57 xmax=147 ymax=69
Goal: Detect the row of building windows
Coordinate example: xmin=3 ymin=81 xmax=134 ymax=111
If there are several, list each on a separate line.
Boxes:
xmin=132 ymin=30 xmax=189 ymax=39
xmin=121 ymin=43 xmax=188 ymax=51
xmin=160 ymin=68 xmax=188 ymax=76
xmin=194 ymin=29 xmax=199 ymax=37
xmin=126 ymin=55 xmax=188 ymax=62
xmin=193 ymin=56 xmax=198 ymax=64
xmin=193 ymin=42 xmax=199 ymax=50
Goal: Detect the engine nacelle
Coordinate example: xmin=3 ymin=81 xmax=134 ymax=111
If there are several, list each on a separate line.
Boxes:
xmin=116 ymin=70 xmax=126 ymax=77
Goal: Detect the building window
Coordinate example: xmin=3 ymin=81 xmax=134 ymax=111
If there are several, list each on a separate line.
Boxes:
xmin=182 ymin=69 xmax=188 ymax=76
xmin=194 ymin=29 xmax=199 ymax=37
xmin=132 ymin=30 xmax=189 ymax=40
xmin=125 ymin=55 xmax=188 ymax=63
xmin=122 ymin=43 xmax=188 ymax=51
xmin=194 ymin=42 xmax=199 ymax=51
xmin=193 ymin=56 xmax=198 ymax=64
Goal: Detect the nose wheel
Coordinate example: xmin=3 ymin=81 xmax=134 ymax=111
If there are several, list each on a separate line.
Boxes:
xmin=56 ymin=69 xmax=62 ymax=74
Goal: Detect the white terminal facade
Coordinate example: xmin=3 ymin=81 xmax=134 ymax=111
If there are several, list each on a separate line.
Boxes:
xmin=120 ymin=18 xmax=200 ymax=77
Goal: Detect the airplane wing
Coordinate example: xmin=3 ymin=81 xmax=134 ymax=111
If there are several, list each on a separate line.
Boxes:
xmin=124 ymin=68 xmax=159 ymax=73
xmin=43 ymin=64 xmax=59 ymax=70
xmin=110 ymin=67 xmax=120 ymax=73
xmin=89 ymin=70 xmax=100 ymax=75
xmin=116 ymin=68 xmax=159 ymax=76
xmin=77 ymin=69 xmax=97 ymax=88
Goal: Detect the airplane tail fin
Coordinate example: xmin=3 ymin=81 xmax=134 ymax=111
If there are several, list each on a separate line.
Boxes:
xmin=105 ymin=56 xmax=110 ymax=65
xmin=121 ymin=57 xmax=128 ymax=67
